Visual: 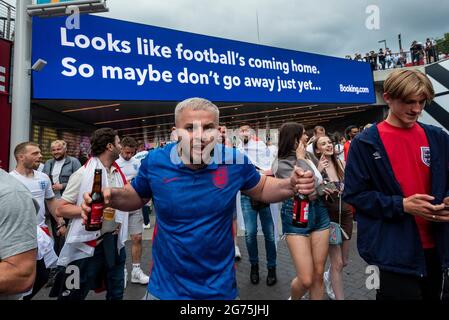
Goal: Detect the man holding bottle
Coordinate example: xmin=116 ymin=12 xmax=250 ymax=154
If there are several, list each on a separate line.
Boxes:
xmin=55 ymin=128 xmax=128 ymax=300
xmin=81 ymin=97 xmax=316 ymax=300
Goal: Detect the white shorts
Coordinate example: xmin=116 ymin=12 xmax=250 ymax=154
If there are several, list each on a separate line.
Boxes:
xmin=128 ymin=209 xmax=144 ymax=235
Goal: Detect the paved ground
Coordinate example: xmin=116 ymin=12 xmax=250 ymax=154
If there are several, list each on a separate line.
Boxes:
xmin=33 ymin=216 xmax=376 ymax=300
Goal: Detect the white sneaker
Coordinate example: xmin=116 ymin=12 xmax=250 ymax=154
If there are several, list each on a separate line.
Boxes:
xmin=131 ymin=267 xmax=150 ymax=284
xmin=124 ymin=267 xmax=128 ymax=289
xmin=234 ymin=245 xmax=242 ymax=260
xmin=324 ymin=270 xmax=335 ymax=300
xmin=143 ymin=222 xmax=151 ymax=229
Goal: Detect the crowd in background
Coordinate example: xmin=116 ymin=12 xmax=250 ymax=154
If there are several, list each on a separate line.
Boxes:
xmin=346 ymin=38 xmax=448 ymax=71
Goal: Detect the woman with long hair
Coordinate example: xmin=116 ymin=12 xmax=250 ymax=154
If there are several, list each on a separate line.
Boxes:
xmin=273 ymin=122 xmax=330 ymax=300
xmin=313 ymin=135 xmax=354 ymax=300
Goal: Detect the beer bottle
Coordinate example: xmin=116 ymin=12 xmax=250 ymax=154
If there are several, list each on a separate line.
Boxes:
xmin=291 ymin=159 xmax=315 ymax=228
xmin=292 ymin=194 xmax=309 ymax=228
xmin=86 ymin=169 xmax=104 ymax=231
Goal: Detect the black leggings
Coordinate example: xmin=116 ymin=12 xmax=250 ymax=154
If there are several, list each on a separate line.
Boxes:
xmin=376 ymin=249 xmax=442 ymax=300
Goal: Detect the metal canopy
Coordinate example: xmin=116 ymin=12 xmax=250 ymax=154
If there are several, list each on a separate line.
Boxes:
xmin=27 ymin=0 xmax=108 ymax=17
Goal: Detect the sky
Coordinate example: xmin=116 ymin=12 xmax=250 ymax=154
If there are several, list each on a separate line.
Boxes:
xmin=5 ymin=0 xmax=449 ymax=57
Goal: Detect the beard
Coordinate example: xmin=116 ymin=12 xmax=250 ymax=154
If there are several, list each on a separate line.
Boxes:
xmin=112 ymin=151 xmax=120 ymax=161
xmin=54 ymin=155 xmax=65 ymax=161
xmin=31 ymin=161 xmax=41 ymax=170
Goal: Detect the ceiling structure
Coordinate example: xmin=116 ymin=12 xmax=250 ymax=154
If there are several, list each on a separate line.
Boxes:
xmin=32 ymin=99 xmax=382 ymax=142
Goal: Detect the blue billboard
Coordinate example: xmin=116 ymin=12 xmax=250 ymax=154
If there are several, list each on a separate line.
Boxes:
xmin=32 ymin=15 xmax=375 ymax=103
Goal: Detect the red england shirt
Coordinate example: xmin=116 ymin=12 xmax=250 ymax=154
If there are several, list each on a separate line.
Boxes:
xmin=378 ymin=121 xmax=434 ymax=249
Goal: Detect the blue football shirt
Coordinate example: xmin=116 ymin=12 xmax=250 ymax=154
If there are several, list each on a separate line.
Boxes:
xmin=132 ymin=143 xmax=260 ymax=299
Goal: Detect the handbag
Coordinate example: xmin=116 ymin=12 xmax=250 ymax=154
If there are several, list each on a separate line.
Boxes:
xmin=329 ymin=193 xmax=349 ymax=245
xmin=329 ymin=222 xmax=342 ymax=245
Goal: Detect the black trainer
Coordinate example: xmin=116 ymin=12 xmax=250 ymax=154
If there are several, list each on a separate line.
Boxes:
xmin=250 ymin=264 xmax=259 ymax=284
xmin=266 ymin=267 xmax=277 ymax=286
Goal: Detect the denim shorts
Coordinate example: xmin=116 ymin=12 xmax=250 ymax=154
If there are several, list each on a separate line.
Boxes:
xmin=281 ymin=198 xmax=330 ymax=236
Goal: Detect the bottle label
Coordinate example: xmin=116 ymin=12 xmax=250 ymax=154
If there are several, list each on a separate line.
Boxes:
xmin=90 ymin=203 xmax=104 ymax=225
xmin=300 ymin=201 xmax=309 ymax=224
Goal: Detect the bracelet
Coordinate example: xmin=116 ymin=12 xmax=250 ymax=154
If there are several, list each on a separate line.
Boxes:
xmin=56 ymin=222 xmax=66 ymax=230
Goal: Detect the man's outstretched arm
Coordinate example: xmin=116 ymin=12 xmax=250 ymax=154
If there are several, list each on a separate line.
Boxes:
xmin=243 ymin=167 xmax=315 ymax=203
xmin=81 ymin=184 xmax=149 ymax=220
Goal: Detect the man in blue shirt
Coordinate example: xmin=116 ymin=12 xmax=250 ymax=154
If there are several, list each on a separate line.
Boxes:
xmin=81 ymin=97 xmax=315 ymax=300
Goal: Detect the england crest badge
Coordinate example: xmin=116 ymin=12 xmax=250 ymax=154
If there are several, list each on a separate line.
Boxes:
xmin=420 ymin=147 xmax=431 ymax=167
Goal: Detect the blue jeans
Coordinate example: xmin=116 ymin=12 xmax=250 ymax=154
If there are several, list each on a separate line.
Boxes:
xmin=240 ymin=195 xmax=276 ymax=268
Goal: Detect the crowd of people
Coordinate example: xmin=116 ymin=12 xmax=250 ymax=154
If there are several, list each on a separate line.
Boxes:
xmin=347 ymin=48 xmax=408 ymax=70
xmin=1 ymin=69 xmax=449 ymax=301
xmin=1 ymin=135 xmax=153 ymax=300
xmin=346 ymin=38 xmax=446 ymax=71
